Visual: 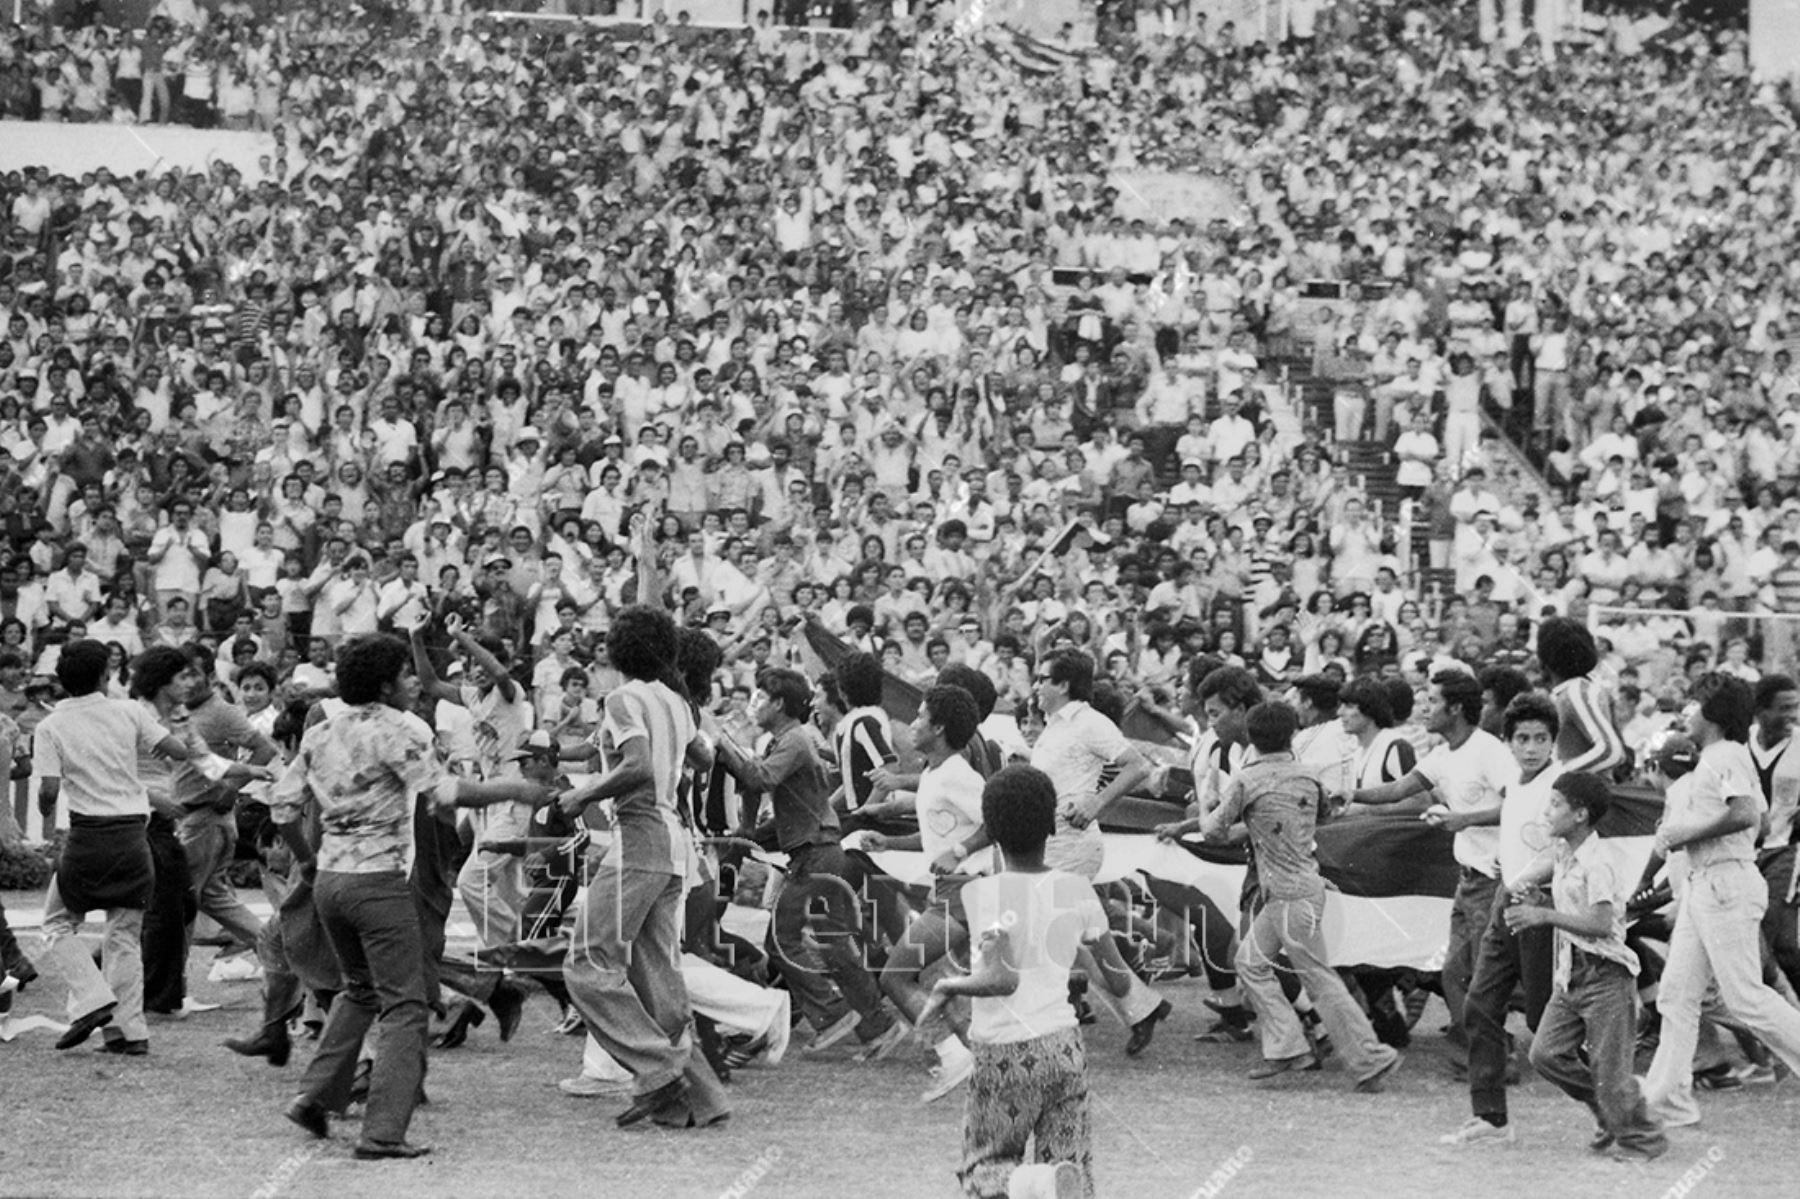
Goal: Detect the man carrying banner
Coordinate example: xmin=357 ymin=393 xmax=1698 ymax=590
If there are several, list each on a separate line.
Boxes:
xmin=1349 ymin=669 xmax=1519 ymax=1076
xmin=1031 ymin=648 xmax=1172 ymax=1055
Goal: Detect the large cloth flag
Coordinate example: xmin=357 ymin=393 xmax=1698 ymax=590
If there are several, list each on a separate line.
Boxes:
xmin=797 ymin=619 xmax=1661 ymax=968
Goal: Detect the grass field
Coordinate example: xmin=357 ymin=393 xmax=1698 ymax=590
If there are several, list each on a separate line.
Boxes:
xmin=2 ymin=890 xmax=1796 ymax=1199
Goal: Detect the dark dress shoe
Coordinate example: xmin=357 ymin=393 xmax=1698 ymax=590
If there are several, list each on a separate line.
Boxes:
xmin=615 ymin=1077 xmax=689 ymax=1128
xmin=98 ymin=1037 xmax=149 ymax=1056
xmin=654 ymin=1104 xmax=732 ymax=1130
xmin=225 ymin=1028 xmax=292 ymax=1068
xmin=55 ymin=1002 xmax=117 ymax=1050
xmin=285 ymin=1100 xmax=330 ymax=1140
xmin=353 ymin=1141 xmax=432 ymax=1160
xmin=1125 ymin=999 xmax=1173 ymax=1057
xmin=434 ymin=1000 xmax=484 ymax=1049
xmin=490 ymin=980 xmax=524 ymax=1043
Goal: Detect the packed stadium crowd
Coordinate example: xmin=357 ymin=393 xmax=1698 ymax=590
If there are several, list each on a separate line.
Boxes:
xmin=3 ymin=0 xmax=1800 ymax=1192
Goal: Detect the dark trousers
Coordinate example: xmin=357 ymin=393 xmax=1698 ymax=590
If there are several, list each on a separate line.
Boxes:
xmin=142 ymin=814 xmax=195 ymax=1012
xmin=1529 ymin=953 xmax=1665 ymax=1155
xmin=0 ymin=890 xmax=32 ymax=977
xmin=1466 ymin=885 xmax=1554 ymax=1123
xmin=1759 ymin=846 xmax=1800 ymax=995
xmin=297 ymin=870 xmax=429 ymax=1146
xmin=410 ymin=800 xmax=463 ymax=1014
xmin=774 ymin=843 xmax=893 ymax=1039
xmin=1443 ymin=869 xmax=1499 ymax=1056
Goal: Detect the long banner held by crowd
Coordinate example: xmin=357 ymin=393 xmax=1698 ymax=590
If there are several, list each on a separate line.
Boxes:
xmin=801 ymin=618 xmax=1660 ymax=970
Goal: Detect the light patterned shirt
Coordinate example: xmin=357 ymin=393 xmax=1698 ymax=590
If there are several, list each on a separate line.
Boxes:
xmin=1551 ymin=833 xmax=1637 ymax=990
xmin=270 ymin=703 xmax=449 ymax=874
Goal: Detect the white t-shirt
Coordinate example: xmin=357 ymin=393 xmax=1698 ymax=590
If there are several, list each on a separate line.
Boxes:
xmin=961 ymin=869 xmax=1107 ymax=1046
xmin=1498 ymin=763 xmax=1563 ymax=888
xmin=1417 ymin=728 xmax=1519 ymax=877
xmin=917 ymin=754 xmax=985 ymax=864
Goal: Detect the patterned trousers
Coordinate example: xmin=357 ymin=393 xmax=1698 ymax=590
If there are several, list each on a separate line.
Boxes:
xmin=959 ymin=1026 xmax=1094 ymax=1199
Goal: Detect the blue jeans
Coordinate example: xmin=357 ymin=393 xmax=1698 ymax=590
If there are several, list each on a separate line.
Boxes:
xmin=1529 ymin=951 xmax=1664 ymax=1154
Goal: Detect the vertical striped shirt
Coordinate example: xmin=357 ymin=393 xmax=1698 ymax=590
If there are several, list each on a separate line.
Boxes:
xmin=834 ymin=706 xmax=893 ymax=811
xmin=1551 ymin=676 xmax=1625 ymax=776
xmin=599 ymin=679 xmax=696 ymax=878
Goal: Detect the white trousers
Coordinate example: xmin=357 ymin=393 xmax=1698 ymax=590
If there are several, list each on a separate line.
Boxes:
xmin=1642 ymin=861 xmax=1800 ymax=1124
xmin=580 ymin=951 xmax=791 ymax=1079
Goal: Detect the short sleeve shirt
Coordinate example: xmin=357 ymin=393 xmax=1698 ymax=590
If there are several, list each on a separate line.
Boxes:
xmin=1031 ymin=700 xmax=1129 ymax=876
xmin=596 ymin=679 xmax=696 ymax=878
xmin=34 ymin=693 xmax=168 ymax=817
xmin=917 ymin=753 xmax=986 ymax=864
xmin=1551 ymin=834 xmax=1637 ymax=989
xmin=1417 ymin=728 xmax=1519 ymax=877
xmin=270 ymin=703 xmax=446 ymax=874
xmin=1670 ymin=740 xmax=1764 ymax=878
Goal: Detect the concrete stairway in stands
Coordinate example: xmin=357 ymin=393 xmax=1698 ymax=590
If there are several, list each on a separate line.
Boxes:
xmin=1282 ymin=359 xmax=1458 ymax=602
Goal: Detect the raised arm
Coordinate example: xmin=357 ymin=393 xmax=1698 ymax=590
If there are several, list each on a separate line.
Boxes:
xmin=408 ymin=621 xmax=463 ymax=706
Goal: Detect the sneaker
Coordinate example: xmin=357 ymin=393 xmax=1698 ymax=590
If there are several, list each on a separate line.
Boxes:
xmin=723 ymin=1033 xmax=770 ymax=1071
xmin=559 ymin=1073 xmax=634 ymax=1098
xmin=854 ymin=1020 xmax=910 ymax=1063
xmin=919 ymin=1046 xmax=975 ymax=1104
xmin=1439 ymin=1117 xmax=1516 ymax=1146
xmin=1693 ymin=1063 xmax=1741 ymax=1091
xmin=804 ymin=1011 xmax=861 ymax=1054
xmin=1736 ymin=1061 xmax=1779 ymax=1086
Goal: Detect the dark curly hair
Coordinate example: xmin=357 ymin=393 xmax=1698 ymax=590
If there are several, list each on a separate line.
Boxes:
xmin=607 ymin=605 xmax=680 ymax=685
xmin=936 ymin=662 xmax=997 ymax=720
xmin=130 ymin=645 xmax=192 ymax=700
xmin=336 ymin=634 xmax=411 ymax=705
xmin=921 ymin=684 xmax=979 ymax=752
xmin=981 ymin=763 xmax=1058 ymax=857
xmin=1536 ymin=616 xmax=1599 ymax=684
xmin=835 ymin=650 xmax=886 ymax=709
xmin=676 ymin=626 xmax=723 ymax=710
